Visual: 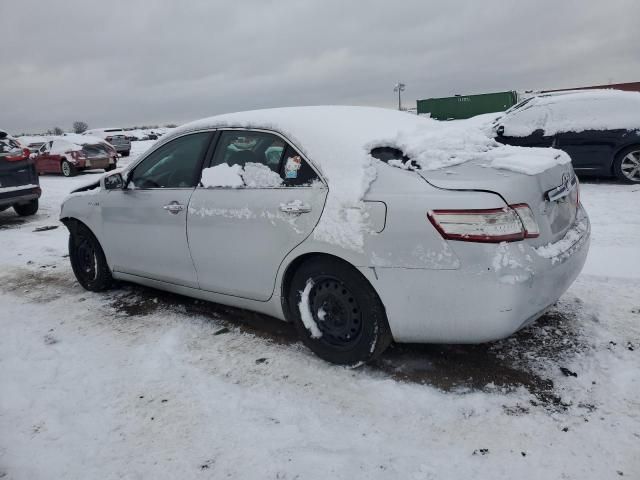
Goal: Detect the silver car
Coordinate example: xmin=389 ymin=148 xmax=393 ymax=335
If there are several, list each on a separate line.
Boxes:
xmin=84 ymin=128 xmax=131 ymax=157
xmin=60 ymin=107 xmax=590 ymax=365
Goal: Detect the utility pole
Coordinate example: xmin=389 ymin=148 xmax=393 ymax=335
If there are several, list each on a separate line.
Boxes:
xmin=393 ymin=82 xmax=406 ymax=111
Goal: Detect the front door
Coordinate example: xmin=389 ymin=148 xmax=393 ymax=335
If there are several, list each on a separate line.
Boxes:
xmin=187 ymin=130 xmax=328 ymax=301
xmin=100 ymin=131 xmax=213 ymax=288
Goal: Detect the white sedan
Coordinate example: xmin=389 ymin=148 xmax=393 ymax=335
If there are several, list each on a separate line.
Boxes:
xmin=60 ymin=107 xmax=590 ymax=365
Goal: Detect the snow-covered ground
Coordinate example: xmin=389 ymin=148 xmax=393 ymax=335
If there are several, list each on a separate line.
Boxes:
xmin=1 ymin=141 xmax=638 ymax=479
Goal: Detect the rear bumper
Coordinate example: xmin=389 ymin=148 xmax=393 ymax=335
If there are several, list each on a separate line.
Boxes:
xmin=367 ymin=205 xmax=591 ymax=343
xmin=112 ymin=144 xmax=130 ymax=153
xmin=0 ymin=185 xmax=41 ymax=208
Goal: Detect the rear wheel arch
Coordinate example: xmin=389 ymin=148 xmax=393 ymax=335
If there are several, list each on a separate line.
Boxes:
xmin=281 ymin=252 xmax=392 ymax=364
xmin=280 ymin=252 xmax=384 ymax=321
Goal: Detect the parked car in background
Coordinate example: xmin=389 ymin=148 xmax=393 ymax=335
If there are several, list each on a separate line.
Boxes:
xmin=84 ymin=127 xmax=131 ymax=156
xmin=33 ymin=136 xmax=117 ymax=177
xmin=0 ymin=130 xmax=41 ymax=216
xmin=493 ymin=90 xmax=640 ymax=183
xmin=60 ymin=107 xmax=589 ymax=365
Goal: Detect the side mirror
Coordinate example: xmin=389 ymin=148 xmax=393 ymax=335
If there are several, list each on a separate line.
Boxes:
xmin=496 ymin=125 xmax=505 ymax=136
xmin=104 ymin=172 xmax=125 ymax=190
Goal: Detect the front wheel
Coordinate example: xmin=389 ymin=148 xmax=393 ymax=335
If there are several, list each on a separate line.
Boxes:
xmin=13 ymin=199 xmax=38 ymax=216
xmin=68 ymin=223 xmax=113 ymax=291
xmin=287 ymin=257 xmax=392 ymax=365
xmin=613 ymin=146 xmax=640 ymax=183
xmin=61 ymin=159 xmax=77 ymax=177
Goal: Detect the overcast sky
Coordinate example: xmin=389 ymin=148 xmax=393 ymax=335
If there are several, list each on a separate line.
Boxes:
xmin=2 ymin=0 xmax=639 ymax=133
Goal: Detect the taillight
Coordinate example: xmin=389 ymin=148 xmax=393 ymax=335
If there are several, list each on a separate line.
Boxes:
xmin=428 ymin=204 xmax=540 ymax=243
xmin=510 ymin=204 xmax=539 ymax=238
xmin=5 ymin=147 xmax=30 ymax=162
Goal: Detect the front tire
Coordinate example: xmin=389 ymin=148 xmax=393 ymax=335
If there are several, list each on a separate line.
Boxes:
xmin=13 ymin=199 xmax=38 ymax=216
xmin=61 ymin=159 xmax=77 ymax=177
xmin=69 ymin=223 xmax=113 ymax=291
xmin=613 ymin=146 xmax=640 ymax=183
xmin=287 ymin=257 xmax=392 ymax=365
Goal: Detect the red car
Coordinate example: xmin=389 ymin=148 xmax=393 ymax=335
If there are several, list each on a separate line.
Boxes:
xmin=32 ymin=137 xmax=118 ymax=177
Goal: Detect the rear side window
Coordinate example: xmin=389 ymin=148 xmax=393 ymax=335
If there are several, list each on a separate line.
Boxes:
xmin=207 ymin=130 xmax=319 ymax=187
xmin=279 ymin=146 xmax=319 ymax=186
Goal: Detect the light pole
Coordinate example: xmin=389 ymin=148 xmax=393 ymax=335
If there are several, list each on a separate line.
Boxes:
xmin=393 ymin=82 xmax=406 ymax=111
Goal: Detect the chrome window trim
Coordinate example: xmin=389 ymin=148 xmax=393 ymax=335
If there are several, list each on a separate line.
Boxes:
xmin=129 ymin=126 xmax=328 ymax=191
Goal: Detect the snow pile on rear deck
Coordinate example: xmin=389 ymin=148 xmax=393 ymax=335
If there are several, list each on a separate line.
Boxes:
xmin=178 ymin=106 xmax=569 ymax=250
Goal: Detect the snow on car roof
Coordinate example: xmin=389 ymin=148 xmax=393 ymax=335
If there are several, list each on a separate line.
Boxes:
xmin=502 ymin=89 xmax=640 ymax=137
xmin=171 ymin=106 xmax=569 ymax=250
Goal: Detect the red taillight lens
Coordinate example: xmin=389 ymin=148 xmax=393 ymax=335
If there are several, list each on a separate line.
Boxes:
xmin=5 ymin=147 xmax=30 ymax=162
xmin=428 ymin=204 xmax=540 ymax=243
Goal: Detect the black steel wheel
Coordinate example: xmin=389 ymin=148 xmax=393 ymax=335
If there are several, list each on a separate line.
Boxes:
xmin=288 ymin=257 xmax=392 ymax=365
xmin=68 ymin=223 xmax=113 ymax=291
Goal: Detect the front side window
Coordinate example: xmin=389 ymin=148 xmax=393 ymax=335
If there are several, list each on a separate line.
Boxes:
xmin=202 ymin=130 xmax=319 ymax=188
xmin=130 ymin=132 xmax=211 ymax=189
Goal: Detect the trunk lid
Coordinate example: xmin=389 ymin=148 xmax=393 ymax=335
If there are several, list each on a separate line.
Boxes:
xmin=418 ymin=159 xmax=578 ymax=246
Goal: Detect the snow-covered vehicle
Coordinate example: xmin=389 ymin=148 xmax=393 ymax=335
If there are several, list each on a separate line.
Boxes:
xmin=0 ymin=130 xmax=41 ymax=216
xmin=31 ymin=135 xmax=118 ymax=177
xmin=84 ymin=127 xmax=131 ymax=156
xmin=493 ymin=90 xmax=640 ymax=183
xmin=59 ymin=107 xmax=590 ymax=365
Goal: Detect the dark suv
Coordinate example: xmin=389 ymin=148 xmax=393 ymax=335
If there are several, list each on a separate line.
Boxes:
xmin=0 ymin=130 xmax=41 ymax=216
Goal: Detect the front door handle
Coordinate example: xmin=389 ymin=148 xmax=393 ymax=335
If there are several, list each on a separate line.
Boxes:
xmin=163 ymin=201 xmax=185 ymax=214
xmin=279 ymin=201 xmax=312 ymax=214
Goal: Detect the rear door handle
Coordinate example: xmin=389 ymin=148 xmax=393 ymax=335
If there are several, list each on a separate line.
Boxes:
xmin=279 ymin=201 xmax=312 ymax=214
xmin=163 ymin=201 xmax=185 ymax=214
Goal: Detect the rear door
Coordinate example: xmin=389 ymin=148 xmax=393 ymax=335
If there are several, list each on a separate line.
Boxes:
xmin=187 ymin=129 xmax=328 ymax=301
xmin=100 ymin=131 xmax=214 ymax=287
xmin=555 ymin=129 xmax=624 ymax=174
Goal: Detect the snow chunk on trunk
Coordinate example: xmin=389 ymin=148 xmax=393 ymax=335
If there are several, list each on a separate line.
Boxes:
xmin=298 ymin=279 xmax=322 ymax=339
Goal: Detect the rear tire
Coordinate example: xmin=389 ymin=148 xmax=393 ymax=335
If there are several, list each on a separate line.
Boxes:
xmin=105 ymin=164 xmax=116 ymax=172
xmin=613 ymin=146 xmax=640 ymax=184
xmin=68 ymin=223 xmax=113 ymax=291
xmin=287 ymin=257 xmax=392 ymax=365
xmin=13 ymin=199 xmax=38 ymax=216
xmin=61 ymin=159 xmax=77 ymax=177
xmin=121 ymin=150 xmax=130 ymax=157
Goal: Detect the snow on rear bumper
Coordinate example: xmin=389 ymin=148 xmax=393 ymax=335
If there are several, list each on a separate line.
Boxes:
xmin=365 ymin=205 xmax=590 ymax=343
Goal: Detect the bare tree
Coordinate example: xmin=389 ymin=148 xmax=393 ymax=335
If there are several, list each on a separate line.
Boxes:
xmin=73 ymin=121 xmax=88 ymax=134
xmin=53 ymin=126 xmax=64 ymax=136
